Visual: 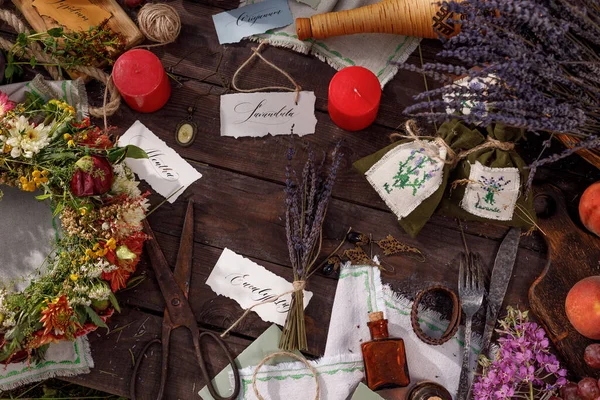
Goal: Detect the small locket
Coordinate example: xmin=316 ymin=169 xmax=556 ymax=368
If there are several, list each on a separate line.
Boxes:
xmin=175 ymin=106 xmax=197 ymax=147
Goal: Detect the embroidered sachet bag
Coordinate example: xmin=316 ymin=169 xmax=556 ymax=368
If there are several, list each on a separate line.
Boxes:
xmin=354 ymin=120 xmax=485 ymax=237
xmin=438 ymin=123 xmax=536 ymax=228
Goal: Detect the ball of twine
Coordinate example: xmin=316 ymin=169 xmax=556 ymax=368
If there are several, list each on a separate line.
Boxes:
xmin=137 ymin=3 xmax=181 ymax=44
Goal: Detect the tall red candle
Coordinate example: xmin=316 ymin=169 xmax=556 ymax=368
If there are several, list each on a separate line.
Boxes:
xmin=328 ymin=66 xmax=381 ymax=131
xmin=112 ymin=49 xmax=171 ymax=113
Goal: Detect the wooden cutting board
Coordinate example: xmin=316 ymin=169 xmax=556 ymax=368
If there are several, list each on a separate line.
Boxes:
xmin=12 ymin=0 xmax=143 ymax=78
xmin=529 ymin=184 xmax=600 ymax=379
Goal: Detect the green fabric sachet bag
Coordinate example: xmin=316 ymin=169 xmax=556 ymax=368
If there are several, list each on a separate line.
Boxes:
xmin=438 ymin=123 xmax=536 ymax=229
xmin=354 ymin=120 xmax=486 ymax=237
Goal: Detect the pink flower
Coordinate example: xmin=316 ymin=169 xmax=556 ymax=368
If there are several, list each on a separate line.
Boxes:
xmin=0 ymin=92 xmax=15 ymax=117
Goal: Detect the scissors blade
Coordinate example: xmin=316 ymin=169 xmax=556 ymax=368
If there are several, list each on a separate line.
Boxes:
xmin=481 ymin=227 xmax=521 ymax=356
xmin=173 ymin=200 xmax=194 ymax=298
xmin=143 ymin=219 xmax=197 ymax=326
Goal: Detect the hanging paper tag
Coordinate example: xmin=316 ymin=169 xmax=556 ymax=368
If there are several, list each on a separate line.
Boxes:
xmin=444 ymin=75 xmax=497 ymax=120
xmin=212 ymin=0 xmax=293 ymax=44
xmin=220 ymin=91 xmax=316 ymax=138
xmin=118 ymin=120 xmax=202 ymax=203
xmin=206 ymin=248 xmax=313 ymax=325
xmin=461 ymin=161 xmax=520 ymax=221
xmin=365 ymin=141 xmax=447 ymax=219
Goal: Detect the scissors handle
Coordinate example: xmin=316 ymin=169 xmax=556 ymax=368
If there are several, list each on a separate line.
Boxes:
xmin=193 ymin=328 xmax=241 ymax=400
xmin=130 ymin=318 xmax=240 ymax=400
xmin=130 ymin=318 xmax=172 ymax=400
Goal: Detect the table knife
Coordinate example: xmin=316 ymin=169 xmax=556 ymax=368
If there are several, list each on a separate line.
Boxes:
xmin=480 ymin=227 xmax=521 ymax=357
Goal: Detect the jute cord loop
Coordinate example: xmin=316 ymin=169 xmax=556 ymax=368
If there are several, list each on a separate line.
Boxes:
xmin=0 ymin=10 xmax=121 ymax=119
xmin=232 ymin=42 xmax=302 ymax=104
xmin=252 ymin=351 xmax=320 ymax=400
xmin=390 ymin=120 xmax=515 ymax=167
xmin=220 ymin=280 xmax=306 ymax=338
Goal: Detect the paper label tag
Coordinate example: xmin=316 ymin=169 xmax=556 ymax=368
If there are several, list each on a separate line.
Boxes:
xmin=206 ymin=248 xmax=313 ymax=325
xmin=444 ymin=75 xmax=497 ymax=121
xmin=365 ymin=141 xmax=446 ymax=219
xmin=461 ymin=161 xmax=520 ymax=221
xmin=117 ymin=120 xmax=202 ymax=203
xmin=32 ymin=0 xmax=112 ymax=32
xmin=212 ymin=0 xmax=293 ymax=44
xmin=220 ymin=91 xmax=316 ymax=138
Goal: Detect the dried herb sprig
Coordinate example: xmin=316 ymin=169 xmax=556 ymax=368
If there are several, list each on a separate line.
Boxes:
xmin=6 ymin=22 xmax=126 ymax=80
xmin=280 ymin=139 xmax=342 ymax=351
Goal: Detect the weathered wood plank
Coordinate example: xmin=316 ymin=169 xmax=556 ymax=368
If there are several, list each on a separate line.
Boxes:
xmin=97 ymin=76 xmax=557 ymax=253
xmin=2 ymin=0 xmax=596 ymax=248
xmin=148 ymin=0 xmax=445 ymax=130
xmin=65 ymin=306 xmax=251 ymax=399
xmin=133 ymin=162 xmax=546 ymax=317
xmin=120 ymin=230 xmax=338 ymax=357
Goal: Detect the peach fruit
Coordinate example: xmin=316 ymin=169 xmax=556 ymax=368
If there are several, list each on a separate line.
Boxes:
xmin=580 ymin=182 xmax=600 ymax=236
xmin=566 ymin=276 xmax=600 ymax=340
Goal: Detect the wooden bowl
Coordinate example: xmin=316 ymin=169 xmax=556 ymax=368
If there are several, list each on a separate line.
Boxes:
xmin=557 ymin=134 xmax=600 ymax=170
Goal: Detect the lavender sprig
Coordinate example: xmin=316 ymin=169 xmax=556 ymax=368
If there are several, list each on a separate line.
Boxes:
xmin=402 ymin=0 xmax=600 ymax=142
xmin=281 ymin=140 xmax=343 ymax=351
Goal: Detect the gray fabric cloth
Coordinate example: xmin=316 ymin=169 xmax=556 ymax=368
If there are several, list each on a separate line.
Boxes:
xmin=0 ymin=186 xmax=55 ymax=292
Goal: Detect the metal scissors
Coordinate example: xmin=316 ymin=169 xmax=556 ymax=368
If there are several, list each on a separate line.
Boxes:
xmin=130 ymin=200 xmax=240 ymax=400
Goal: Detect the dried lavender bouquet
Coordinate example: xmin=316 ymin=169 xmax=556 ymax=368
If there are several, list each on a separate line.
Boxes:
xmin=394 ymin=0 xmax=600 ymax=181
xmin=280 ymin=142 xmax=342 ymax=351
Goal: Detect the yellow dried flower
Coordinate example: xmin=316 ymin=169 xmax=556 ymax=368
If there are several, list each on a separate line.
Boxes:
xmin=105 ymin=237 xmax=117 ymax=250
xmin=69 ymin=274 xmax=78 ymax=281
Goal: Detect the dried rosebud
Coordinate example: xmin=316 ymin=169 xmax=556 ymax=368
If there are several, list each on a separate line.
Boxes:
xmin=70 ymin=155 xmax=114 ymax=197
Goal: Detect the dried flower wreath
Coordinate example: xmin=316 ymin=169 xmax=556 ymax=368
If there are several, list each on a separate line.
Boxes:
xmin=0 ymin=90 xmax=147 ymax=363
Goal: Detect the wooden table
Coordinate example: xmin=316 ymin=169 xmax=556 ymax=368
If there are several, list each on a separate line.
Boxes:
xmin=2 ymin=0 xmax=600 ymax=398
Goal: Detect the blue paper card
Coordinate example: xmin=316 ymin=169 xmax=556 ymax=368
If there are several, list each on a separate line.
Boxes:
xmin=212 ymin=0 xmax=293 ymax=44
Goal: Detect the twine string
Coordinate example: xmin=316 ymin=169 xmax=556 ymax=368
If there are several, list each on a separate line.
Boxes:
xmin=137 ymin=3 xmax=181 ymax=46
xmin=231 ymin=42 xmax=302 ymax=104
xmin=251 ymin=351 xmax=320 ymax=400
xmin=390 ymin=120 xmax=515 ymax=167
xmin=220 ymin=280 xmax=306 ymax=338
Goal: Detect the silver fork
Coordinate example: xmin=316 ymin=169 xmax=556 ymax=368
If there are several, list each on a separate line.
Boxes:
xmin=457 ymin=252 xmax=485 ymax=400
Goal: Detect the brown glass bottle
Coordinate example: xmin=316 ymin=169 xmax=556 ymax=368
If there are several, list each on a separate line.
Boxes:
xmin=361 ymin=311 xmax=410 ymax=390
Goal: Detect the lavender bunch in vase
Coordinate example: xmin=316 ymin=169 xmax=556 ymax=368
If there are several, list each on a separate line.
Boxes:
xmin=280 ymin=141 xmax=342 ymax=351
xmin=473 ymin=307 xmax=567 ymax=400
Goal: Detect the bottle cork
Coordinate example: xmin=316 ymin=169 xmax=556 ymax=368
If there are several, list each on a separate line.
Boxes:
xmin=369 ymin=311 xmax=384 ymax=322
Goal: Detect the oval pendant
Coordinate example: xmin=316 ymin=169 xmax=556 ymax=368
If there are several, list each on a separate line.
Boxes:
xmin=175 ymin=120 xmax=197 ymax=147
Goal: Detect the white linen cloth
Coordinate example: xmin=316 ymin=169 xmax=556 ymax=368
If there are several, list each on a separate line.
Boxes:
xmin=231 ymin=263 xmax=481 ymax=399
xmin=241 ymin=0 xmax=421 ymax=86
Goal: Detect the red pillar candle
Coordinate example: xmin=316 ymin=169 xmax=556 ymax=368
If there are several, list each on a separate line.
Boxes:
xmin=328 ymin=66 xmax=381 ymax=131
xmin=112 ymin=49 xmax=171 ymax=113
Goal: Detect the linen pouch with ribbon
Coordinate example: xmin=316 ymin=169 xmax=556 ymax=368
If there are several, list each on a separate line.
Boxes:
xmin=438 ymin=123 xmax=536 ymax=228
xmin=353 ymin=120 xmax=485 ymax=237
